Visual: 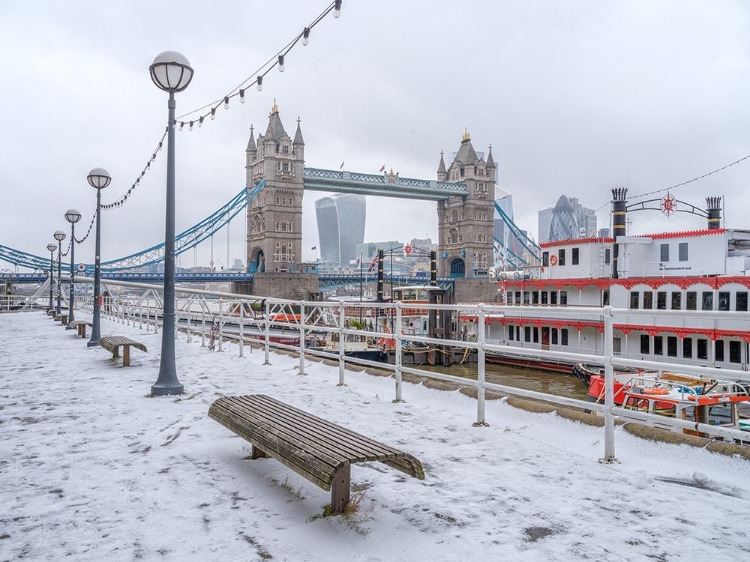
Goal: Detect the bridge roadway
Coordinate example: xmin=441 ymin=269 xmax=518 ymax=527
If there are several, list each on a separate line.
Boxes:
xmin=1 ymin=271 xmax=455 ymax=291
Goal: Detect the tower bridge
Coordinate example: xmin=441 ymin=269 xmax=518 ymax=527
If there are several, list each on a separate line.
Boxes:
xmin=1 ymin=101 xmax=539 ymax=300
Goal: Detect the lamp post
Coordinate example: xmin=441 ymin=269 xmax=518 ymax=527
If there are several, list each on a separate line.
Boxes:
xmin=64 ymin=209 xmax=82 ymax=327
xmin=148 ymin=50 xmax=193 ymax=396
xmin=46 ymin=243 xmax=57 ymax=310
xmin=86 ymin=168 xmax=111 ymax=347
xmin=53 ymin=230 xmax=66 ymax=315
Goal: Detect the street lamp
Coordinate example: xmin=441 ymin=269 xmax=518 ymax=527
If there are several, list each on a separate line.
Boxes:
xmin=86 ymin=168 xmax=111 ymax=347
xmin=53 ymin=230 xmax=66 ymax=315
xmin=64 ymin=208 xmax=82 ymax=327
xmin=148 ymin=50 xmax=193 ymax=396
xmin=46 ymin=243 xmax=57 ymax=310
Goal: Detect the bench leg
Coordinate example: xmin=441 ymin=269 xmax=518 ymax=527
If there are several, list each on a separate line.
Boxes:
xmin=330 ymin=465 xmax=351 ymax=515
xmin=251 ymin=445 xmax=268 ymax=459
xmin=81 ymin=325 xmax=87 ymax=338
xmin=112 ymin=347 xmax=119 ymax=361
xmin=123 ymin=345 xmax=130 ymax=367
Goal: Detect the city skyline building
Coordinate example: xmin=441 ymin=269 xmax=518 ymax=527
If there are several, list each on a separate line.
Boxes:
xmin=538 ymin=194 xmax=597 ymax=243
xmin=315 ymin=193 xmax=366 ymax=267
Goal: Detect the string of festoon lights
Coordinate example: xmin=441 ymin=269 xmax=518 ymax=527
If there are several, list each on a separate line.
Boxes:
xmin=74 ymin=211 xmax=97 ymax=244
xmin=100 ymin=0 xmax=342 ymax=212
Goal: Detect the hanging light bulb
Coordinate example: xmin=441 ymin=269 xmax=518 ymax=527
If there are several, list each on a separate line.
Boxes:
xmin=240 ymin=89 xmax=245 ymax=103
xmin=278 ymin=55 xmax=285 ymax=72
xmin=224 ymin=96 xmax=229 ymax=110
xmin=302 ymin=27 xmax=310 ymax=46
xmin=189 ymin=121 xmax=194 ymax=131
xmin=211 ymin=107 xmax=216 ymax=120
xmin=334 ymin=0 xmax=342 ymax=18
xmin=179 ymin=121 xmax=184 ymax=131
xmin=158 ymin=142 xmax=163 ymax=152
xmin=198 ymin=116 xmax=204 ymax=128
xmin=256 ymin=75 xmax=263 ymax=91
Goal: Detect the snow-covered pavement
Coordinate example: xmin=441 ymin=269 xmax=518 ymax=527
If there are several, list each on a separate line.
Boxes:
xmin=1 ymin=311 xmax=749 ymax=562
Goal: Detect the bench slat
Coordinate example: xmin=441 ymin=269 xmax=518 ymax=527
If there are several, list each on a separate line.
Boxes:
xmin=223 ymin=397 xmax=402 ymax=468
xmin=239 ymin=395 xmax=404 ymax=460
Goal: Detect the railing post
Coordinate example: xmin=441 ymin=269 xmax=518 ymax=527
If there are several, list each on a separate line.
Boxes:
xmin=299 ymin=302 xmax=306 ymax=375
xmin=601 ymin=305 xmax=617 ymax=463
xmin=338 ymin=304 xmax=346 ymax=386
xmin=201 ymin=308 xmax=206 ymax=347
xmin=474 ymin=305 xmax=488 ymax=426
xmin=264 ymin=298 xmax=271 ymax=365
xmin=153 ymin=292 xmax=159 ymax=334
xmin=394 ymin=303 xmax=403 ymax=402
xmin=238 ymin=301 xmax=244 ymax=358
xmin=218 ymin=299 xmax=224 ymax=352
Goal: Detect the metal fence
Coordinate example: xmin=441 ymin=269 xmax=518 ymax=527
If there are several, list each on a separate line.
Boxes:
xmin=9 ymin=277 xmax=750 ymax=460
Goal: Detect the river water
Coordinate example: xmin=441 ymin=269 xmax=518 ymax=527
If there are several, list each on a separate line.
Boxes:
xmin=420 ymin=362 xmax=590 ymax=401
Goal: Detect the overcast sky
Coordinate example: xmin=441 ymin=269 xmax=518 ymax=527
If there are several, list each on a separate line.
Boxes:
xmin=2 ymin=0 xmax=750 ymax=270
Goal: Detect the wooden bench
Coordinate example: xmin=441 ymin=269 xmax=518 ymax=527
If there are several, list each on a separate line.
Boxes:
xmin=99 ymin=336 xmax=147 ymax=367
xmin=208 ymin=394 xmax=425 ymax=514
xmin=55 ymin=313 xmax=69 ymax=325
xmin=46 ymin=309 xmax=55 ymax=317
xmin=68 ymin=320 xmax=93 ymax=338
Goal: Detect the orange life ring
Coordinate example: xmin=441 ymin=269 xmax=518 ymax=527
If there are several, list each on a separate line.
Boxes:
xmin=644 ymin=387 xmax=669 ymax=395
xmin=549 ymin=254 xmax=558 ymax=266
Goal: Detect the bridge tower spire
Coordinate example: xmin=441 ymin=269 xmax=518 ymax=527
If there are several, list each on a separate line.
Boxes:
xmin=245 ymin=101 xmax=305 ymax=273
xmin=436 ymin=129 xmax=494 ymax=279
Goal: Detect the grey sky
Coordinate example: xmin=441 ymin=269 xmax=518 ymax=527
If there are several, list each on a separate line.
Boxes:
xmin=1 ymin=0 xmax=749 ymax=270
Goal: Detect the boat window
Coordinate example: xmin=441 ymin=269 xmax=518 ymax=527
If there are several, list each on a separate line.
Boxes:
xmin=516 ymin=291 xmax=522 ymax=304
xmin=667 ymin=336 xmax=678 ymax=357
xmin=697 ymin=339 xmax=708 ymax=360
xmin=541 ymin=291 xmax=548 ymax=305
xmin=643 ymin=292 xmax=653 ymax=310
xmin=630 ymin=291 xmax=639 ymax=309
xmin=718 ymin=292 xmax=730 ymax=311
xmin=604 ymin=248 xmax=611 ymax=265
xmin=657 ymin=292 xmax=667 ymax=310
xmin=542 ymin=252 xmax=549 ymax=266
xmin=701 ymin=292 xmax=713 ymax=310
xmin=550 ymin=291 xmax=558 ymax=305
xmin=602 ymin=290 xmax=610 ymax=306
xmin=730 ymin=341 xmax=741 ymax=363
xmin=532 ymin=292 xmax=539 ymax=305
xmin=678 ymin=242 xmax=688 ymax=262
xmin=560 ymin=291 xmax=568 ymax=306
xmin=671 ymin=292 xmax=681 ymax=310
xmin=640 ymin=334 xmax=650 ymax=354
xmin=613 ymin=337 xmax=621 ymax=355
xmin=533 ymin=327 xmax=539 ymax=343
xmin=660 ymin=243 xmax=669 ymax=262
xmin=551 ymin=328 xmax=559 ymax=345
xmin=561 ymin=329 xmax=569 ymax=346
xmin=708 ymin=404 xmax=733 ymax=425
xmin=654 ymin=336 xmax=663 ymax=355
xmin=559 ymin=249 xmax=566 ymax=266
xmin=572 ymin=248 xmax=579 ymax=265
xmin=516 ymin=326 xmax=521 ymax=341
xmin=686 ymin=291 xmax=697 ymax=310
xmin=737 ymin=292 xmax=748 ymax=312
xmin=715 ymin=340 xmax=725 ymax=362
xmin=508 ymin=326 xmax=514 ymax=341
xmin=653 ymin=403 xmax=676 ymax=418
xmin=524 ymin=327 xmax=531 ymax=342
xmin=417 ymin=290 xmax=429 ymax=301
xmin=683 ymin=338 xmax=692 ymax=358
xmin=523 ymin=291 xmax=530 ymax=305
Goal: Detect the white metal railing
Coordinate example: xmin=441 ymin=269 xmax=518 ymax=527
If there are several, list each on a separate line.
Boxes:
xmin=10 ymin=277 xmax=750 ymax=460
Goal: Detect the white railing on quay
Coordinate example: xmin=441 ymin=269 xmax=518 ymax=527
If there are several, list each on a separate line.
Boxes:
xmin=12 ymin=277 xmax=750 ymax=459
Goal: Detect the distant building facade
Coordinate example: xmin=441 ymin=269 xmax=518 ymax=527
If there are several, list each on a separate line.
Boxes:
xmin=538 ymin=195 xmax=597 ymax=243
xmin=315 ymin=194 xmax=366 ymax=267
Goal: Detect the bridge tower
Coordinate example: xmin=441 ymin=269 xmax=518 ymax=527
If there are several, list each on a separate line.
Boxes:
xmin=246 ymin=101 xmax=305 ymax=273
xmin=436 ymin=130 xmax=495 ymax=278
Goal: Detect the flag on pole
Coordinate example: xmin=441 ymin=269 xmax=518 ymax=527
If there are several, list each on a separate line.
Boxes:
xmin=340 ymin=161 xmax=345 ymax=169
xmin=379 ymin=165 xmax=385 ymax=172
xmin=368 ymin=256 xmax=378 ymax=272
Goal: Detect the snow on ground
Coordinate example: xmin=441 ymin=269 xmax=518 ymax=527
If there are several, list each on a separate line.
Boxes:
xmin=1 ymin=311 xmax=749 ymax=562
